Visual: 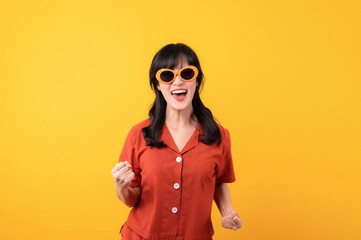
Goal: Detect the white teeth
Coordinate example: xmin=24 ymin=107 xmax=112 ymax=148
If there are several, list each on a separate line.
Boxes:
xmin=171 ymin=90 xmax=187 ymax=94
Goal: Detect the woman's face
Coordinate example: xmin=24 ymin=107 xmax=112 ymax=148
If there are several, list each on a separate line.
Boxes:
xmin=157 ymin=58 xmax=198 ymax=111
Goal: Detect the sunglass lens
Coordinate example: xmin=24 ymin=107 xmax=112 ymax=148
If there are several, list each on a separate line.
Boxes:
xmin=180 ymin=68 xmax=195 ymax=80
xmin=160 ymin=71 xmax=174 ymax=82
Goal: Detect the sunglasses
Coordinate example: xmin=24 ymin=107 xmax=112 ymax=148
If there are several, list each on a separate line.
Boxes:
xmin=155 ymin=65 xmax=199 ymax=84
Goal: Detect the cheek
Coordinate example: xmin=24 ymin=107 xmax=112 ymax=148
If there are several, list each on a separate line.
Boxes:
xmin=159 ymin=85 xmax=170 ymax=96
xmin=187 ymin=83 xmax=197 ymax=97
xmin=160 ymin=89 xmax=173 ymax=102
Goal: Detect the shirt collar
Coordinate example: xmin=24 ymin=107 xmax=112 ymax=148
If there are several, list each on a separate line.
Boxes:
xmin=160 ymin=122 xmax=204 ymax=155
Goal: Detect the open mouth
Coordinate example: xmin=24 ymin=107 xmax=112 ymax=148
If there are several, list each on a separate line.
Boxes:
xmin=171 ymin=89 xmax=187 ymax=101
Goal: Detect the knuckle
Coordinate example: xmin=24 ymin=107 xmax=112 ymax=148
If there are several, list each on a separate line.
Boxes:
xmin=116 ymin=173 xmax=124 ymax=181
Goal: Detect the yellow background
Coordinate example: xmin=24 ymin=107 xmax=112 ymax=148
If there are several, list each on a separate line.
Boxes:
xmin=0 ymin=0 xmax=360 ymax=239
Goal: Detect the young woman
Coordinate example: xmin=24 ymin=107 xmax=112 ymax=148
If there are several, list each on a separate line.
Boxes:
xmin=111 ymin=43 xmax=242 ymax=240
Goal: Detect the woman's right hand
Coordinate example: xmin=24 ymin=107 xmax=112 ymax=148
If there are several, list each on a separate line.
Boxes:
xmin=111 ymin=161 xmax=135 ymax=192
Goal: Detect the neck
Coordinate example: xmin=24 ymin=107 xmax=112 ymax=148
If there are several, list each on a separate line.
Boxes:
xmin=165 ymin=105 xmax=198 ymax=129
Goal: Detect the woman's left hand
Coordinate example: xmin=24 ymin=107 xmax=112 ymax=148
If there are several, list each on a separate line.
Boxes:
xmin=221 ymin=210 xmax=242 ymax=230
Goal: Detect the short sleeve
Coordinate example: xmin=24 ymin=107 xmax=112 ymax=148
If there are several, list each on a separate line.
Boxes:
xmin=118 ymin=126 xmax=141 ymax=188
xmin=215 ymin=128 xmax=236 ymax=184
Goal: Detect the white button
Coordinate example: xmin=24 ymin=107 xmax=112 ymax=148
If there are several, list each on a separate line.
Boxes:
xmin=174 ymin=183 xmax=180 ymax=189
xmin=172 ymin=207 xmax=178 ymax=213
xmin=176 ymin=157 xmax=182 ymax=162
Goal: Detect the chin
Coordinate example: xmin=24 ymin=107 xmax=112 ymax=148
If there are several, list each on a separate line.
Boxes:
xmin=169 ymin=102 xmax=191 ymax=111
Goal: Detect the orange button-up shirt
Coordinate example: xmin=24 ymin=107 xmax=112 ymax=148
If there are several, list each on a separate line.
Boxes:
xmin=118 ymin=118 xmax=236 ymax=240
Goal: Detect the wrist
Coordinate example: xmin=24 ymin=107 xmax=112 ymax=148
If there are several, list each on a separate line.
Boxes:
xmin=117 ymin=186 xmax=129 ymax=198
xmin=222 ymin=209 xmax=235 ymax=217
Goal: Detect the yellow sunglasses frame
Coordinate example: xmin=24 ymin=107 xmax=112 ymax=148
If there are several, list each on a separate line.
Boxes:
xmin=155 ymin=65 xmax=199 ymax=84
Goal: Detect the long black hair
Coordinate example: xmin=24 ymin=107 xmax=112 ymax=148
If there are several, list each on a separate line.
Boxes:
xmin=142 ymin=43 xmax=223 ymax=148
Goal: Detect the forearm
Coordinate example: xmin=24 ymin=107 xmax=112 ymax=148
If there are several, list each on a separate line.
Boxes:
xmin=213 ymin=183 xmax=234 ymax=217
xmin=117 ymin=187 xmax=141 ymax=208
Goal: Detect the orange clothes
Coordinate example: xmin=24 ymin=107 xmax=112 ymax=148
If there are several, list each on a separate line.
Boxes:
xmin=118 ymin=118 xmax=236 ymax=240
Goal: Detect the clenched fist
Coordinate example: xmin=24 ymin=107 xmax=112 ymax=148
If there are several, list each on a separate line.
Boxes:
xmin=222 ymin=210 xmax=242 ymax=230
xmin=111 ymin=161 xmax=135 ymax=191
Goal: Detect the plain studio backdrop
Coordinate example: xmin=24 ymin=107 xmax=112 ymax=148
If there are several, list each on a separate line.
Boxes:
xmin=0 ymin=0 xmax=360 ymax=239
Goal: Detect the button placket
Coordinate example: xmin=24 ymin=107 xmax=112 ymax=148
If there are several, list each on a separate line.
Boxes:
xmin=172 ymin=156 xmax=182 ymax=215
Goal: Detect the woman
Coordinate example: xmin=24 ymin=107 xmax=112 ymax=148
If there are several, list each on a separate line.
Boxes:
xmin=111 ymin=43 xmax=242 ymax=240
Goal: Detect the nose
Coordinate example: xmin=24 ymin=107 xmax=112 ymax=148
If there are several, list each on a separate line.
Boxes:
xmin=173 ymin=73 xmax=183 ymax=85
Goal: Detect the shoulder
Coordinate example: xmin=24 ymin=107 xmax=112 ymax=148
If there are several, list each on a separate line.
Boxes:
xmin=126 ymin=118 xmax=151 ymax=141
xmin=130 ymin=118 xmax=151 ymax=132
xmin=216 ymin=123 xmax=230 ymax=139
xmin=216 ymin=123 xmax=231 ymax=147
